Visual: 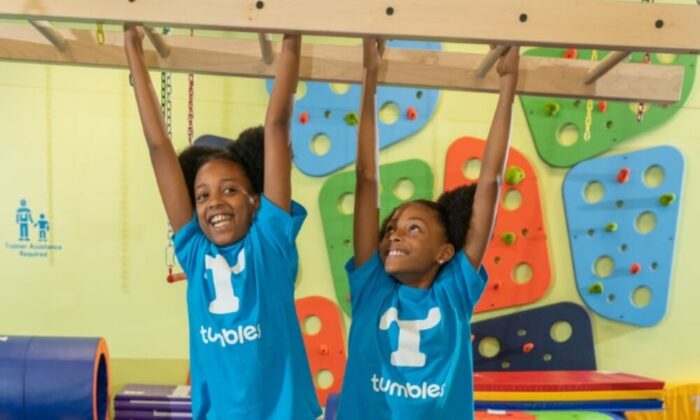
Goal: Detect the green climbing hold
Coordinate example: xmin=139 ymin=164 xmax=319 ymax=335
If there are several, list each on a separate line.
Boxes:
xmin=543 ymin=102 xmax=560 ymax=117
xmin=344 ymin=112 xmax=359 ymax=126
xmin=659 ymin=193 xmax=676 ymax=206
xmin=505 ymin=166 xmax=526 ymax=186
xmin=500 ymin=231 xmax=516 ymax=246
xmin=588 ymin=283 xmax=604 ymax=294
xmin=604 ymin=222 xmax=618 ymax=232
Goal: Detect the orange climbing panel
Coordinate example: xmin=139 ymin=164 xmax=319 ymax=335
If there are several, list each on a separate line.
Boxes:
xmin=295 ymin=296 xmax=347 ymax=406
xmin=444 ymin=137 xmax=551 ymax=313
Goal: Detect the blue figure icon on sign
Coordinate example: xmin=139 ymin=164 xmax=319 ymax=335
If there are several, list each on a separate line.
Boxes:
xmin=16 ymin=199 xmax=34 ymax=241
xmin=34 ymin=214 xmax=50 ymax=242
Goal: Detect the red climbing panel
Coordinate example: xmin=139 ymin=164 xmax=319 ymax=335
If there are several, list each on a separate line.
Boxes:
xmin=444 ymin=137 xmax=551 ymax=313
xmin=295 ymin=296 xmax=347 ymax=406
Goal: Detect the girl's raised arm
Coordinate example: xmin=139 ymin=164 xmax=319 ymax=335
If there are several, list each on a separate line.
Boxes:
xmin=353 ymin=38 xmax=383 ymax=267
xmin=464 ymin=47 xmax=520 ymax=269
xmin=124 ymin=25 xmax=193 ymax=233
xmin=264 ymin=34 xmax=301 ymax=212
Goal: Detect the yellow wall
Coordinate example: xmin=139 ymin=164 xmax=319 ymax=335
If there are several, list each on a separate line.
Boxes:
xmin=1 ymin=43 xmax=698 ymax=387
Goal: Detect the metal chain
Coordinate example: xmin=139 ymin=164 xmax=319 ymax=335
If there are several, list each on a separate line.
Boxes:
xmin=160 ymin=28 xmax=173 ymax=138
xmin=165 ymin=225 xmax=175 ymax=273
xmin=583 ymin=50 xmax=598 ymax=141
xmin=636 ymin=52 xmax=652 ymax=122
xmin=188 ymin=29 xmax=195 ymax=144
xmin=637 ymin=0 xmax=654 ymax=122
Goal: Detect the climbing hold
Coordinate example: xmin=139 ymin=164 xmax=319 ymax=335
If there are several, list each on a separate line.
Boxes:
xmin=616 ymin=167 xmax=631 ymax=184
xmin=659 ymin=193 xmax=676 ymax=206
xmin=505 ymin=166 xmax=526 ymax=185
xmin=299 ymin=111 xmax=310 ymax=124
xmin=406 ymin=106 xmax=418 ymax=120
xmin=630 ymin=263 xmax=641 ymax=275
xmin=563 ymin=48 xmax=578 ymax=59
xmin=523 ymin=342 xmax=535 ymax=353
xmin=320 ymin=344 xmax=329 ymax=355
xmin=343 ymin=112 xmax=358 ymax=126
xmin=604 ymin=222 xmax=618 ymax=233
xmin=588 ymin=283 xmax=604 ymax=294
xmin=598 ymin=101 xmax=608 ymax=113
xmin=543 ymin=102 xmax=560 ymax=117
xmin=500 ymin=232 xmax=517 ymax=246
xmin=493 ymin=281 xmax=502 ymax=291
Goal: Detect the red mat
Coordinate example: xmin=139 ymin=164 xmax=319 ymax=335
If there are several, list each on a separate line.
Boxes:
xmin=474 ymin=371 xmax=664 ymax=392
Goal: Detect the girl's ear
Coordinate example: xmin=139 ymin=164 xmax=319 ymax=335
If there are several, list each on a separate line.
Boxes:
xmin=437 ymin=243 xmax=455 ymax=265
xmin=250 ymin=194 xmax=261 ymax=212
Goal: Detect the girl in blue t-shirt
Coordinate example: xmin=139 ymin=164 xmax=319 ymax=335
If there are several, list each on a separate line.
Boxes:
xmin=124 ymin=26 xmax=321 ymax=419
xmin=336 ymin=40 xmax=520 ymax=419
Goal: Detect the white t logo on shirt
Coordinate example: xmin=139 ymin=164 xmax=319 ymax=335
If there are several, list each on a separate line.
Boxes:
xmin=379 ymin=307 xmax=441 ymax=367
xmin=205 ymin=249 xmax=245 ymax=314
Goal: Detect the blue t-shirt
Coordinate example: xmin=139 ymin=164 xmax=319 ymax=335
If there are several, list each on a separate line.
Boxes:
xmin=173 ymin=196 xmax=321 ymax=419
xmin=337 ymin=251 xmax=487 ymax=419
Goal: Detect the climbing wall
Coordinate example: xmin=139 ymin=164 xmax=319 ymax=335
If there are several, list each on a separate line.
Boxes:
xmin=471 ymin=302 xmax=596 ymax=371
xmin=319 ymin=160 xmax=434 ymax=316
xmin=563 ymin=146 xmax=684 ymax=327
xmin=520 ymin=49 xmax=696 ymax=167
xmin=444 ymin=137 xmax=551 ymax=313
xmin=266 ymin=41 xmax=441 ymax=176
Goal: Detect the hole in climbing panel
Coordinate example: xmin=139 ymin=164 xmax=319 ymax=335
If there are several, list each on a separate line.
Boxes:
xmin=643 ymin=165 xmax=665 ymax=188
xmin=635 ymin=211 xmax=657 ymax=235
xmin=583 ymin=181 xmax=604 ymax=204
xmin=295 ymin=82 xmax=308 ymax=100
xmin=594 ymin=256 xmax=614 ymax=278
xmin=655 ymin=53 xmax=677 ymax=64
xmin=512 ymin=262 xmax=533 ymax=284
xmin=337 ymin=193 xmax=355 ymax=215
xmin=316 ymin=369 xmax=334 ymax=390
xmin=650 ymin=261 xmax=659 ymax=271
xmin=478 ymin=337 xmax=500 ymax=358
xmin=303 ymin=315 xmax=322 ymax=336
xmin=632 ymin=286 xmax=652 ymax=308
xmin=557 ymin=123 xmax=579 ymax=147
xmin=620 ymin=243 xmax=628 ymax=252
xmin=607 ymin=294 xmax=616 ymax=303
xmin=379 ymin=102 xmax=400 ymax=125
xmin=393 ymin=178 xmax=415 ymax=201
xmin=462 ymin=158 xmax=482 ymax=180
xmin=502 ymin=189 xmax=522 ymax=211
xmin=330 ymin=83 xmax=350 ymax=95
xmin=310 ymin=133 xmax=331 ymax=156
xmin=416 ymin=90 xmax=424 ymax=99
xmin=550 ymin=321 xmax=573 ymax=343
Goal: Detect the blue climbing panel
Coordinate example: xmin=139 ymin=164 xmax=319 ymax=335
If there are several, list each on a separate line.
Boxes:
xmin=266 ymin=41 xmax=441 ymax=177
xmin=563 ymin=146 xmax=684 ymax=327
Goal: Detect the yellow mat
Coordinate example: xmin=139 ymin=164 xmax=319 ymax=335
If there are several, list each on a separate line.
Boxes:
xmin=626 ymin=383 xmax=700 ymax=420
xmin=475 ymin=389 xmax=664 ymax=402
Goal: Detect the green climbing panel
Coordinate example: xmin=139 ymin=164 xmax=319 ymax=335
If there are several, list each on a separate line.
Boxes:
xmin=520 ymin=49 xmax=696 ymax=167
xmin=319 ymin=160 xmax=434 ymax=316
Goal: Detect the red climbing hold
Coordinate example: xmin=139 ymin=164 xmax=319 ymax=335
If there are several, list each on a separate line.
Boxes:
xmin=563 ymin=48 xmax=578 ymax=59
xmin=406 ymin=107 xmax=418 ymax=120
xmin=630 ymin=263 xmax=641 ymax=274
xmin=523 ymin=342 xmax=535 ymax=353
xmin=617 ymin=168 xmax=631 ymax=184
xmin=598 ymin=101 xmax=608 ymax=113
xmin=299 ymin=112 xmax=310 ymax=124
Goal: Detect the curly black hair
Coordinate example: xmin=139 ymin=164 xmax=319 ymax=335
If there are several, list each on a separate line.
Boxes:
xmin=379 ymin=184 xmax=477 ymax=251
xmin=177 ymin=125 xmax=265 ymax=207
